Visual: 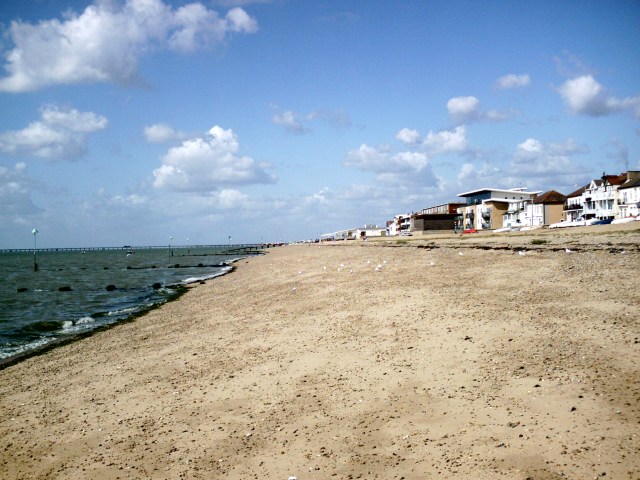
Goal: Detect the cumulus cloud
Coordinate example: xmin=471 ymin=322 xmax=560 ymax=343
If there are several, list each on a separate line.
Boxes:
xmin=0 ymin=0 xmax=258 ymax=92
xmin=510 ymin=137 xmax=589 ymax=177
xmin=447 ymin=96 xmax=480 ymax=122
xmin=558 ymin=75 xmax=640 ymax=118
xmin=343 ymin=144 xmax=434 ymax=186
xmin=153 ymin=125 xmax=276 ymax=192
xmin=395 ymin=128 xmax=421 ymax=145
xmin=0 ymin=162 xmax=42 ymax=219
xmin=272 ymin=110 xmax=309 ymax=134
xmin=496 ymin=74 xmax=530 ymax=89
xmin=424 ymin=126 xmax=467 ymax=154
xmin=144 ymin=123 xmax=185 ymax=143
xmin=447 ymin=96 xmax=514 ymax=123
xmin=0 ymin=105 xmax=107 ymax=159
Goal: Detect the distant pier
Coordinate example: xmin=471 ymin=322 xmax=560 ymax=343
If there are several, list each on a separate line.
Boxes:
xmin=0 ymin=244 xmax=270 ymax=254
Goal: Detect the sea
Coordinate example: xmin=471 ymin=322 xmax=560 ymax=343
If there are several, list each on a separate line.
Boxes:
xmin=0 ymin=246 xmax=252 ymax=363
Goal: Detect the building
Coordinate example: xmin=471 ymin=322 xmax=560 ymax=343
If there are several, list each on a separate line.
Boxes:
xmin=618 ymin=174 xmax=640 ymax=218
xmin=528 ymin=190 xmax=567 ymax=226
xmin=564 ymin=184 xmax=588 ymax=222
xmin=457 ymin=188 xmax=539 ymax=230
xmin=581 ymin=173 xmax=628 ymax=220
xmin=408 ymin=202 xmax=464 ymax=233
xmin=387 ymin=214 xmax=411 ymax=235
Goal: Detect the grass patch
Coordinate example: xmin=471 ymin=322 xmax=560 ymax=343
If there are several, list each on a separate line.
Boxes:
xmin=531 ymin=238 xmax=549 ymax=245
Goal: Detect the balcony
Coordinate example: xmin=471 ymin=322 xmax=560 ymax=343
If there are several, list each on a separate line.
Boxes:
xmin=564 ymin=203 xmax=582 ymax=211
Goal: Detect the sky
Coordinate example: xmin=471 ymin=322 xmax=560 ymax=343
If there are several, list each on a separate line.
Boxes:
xmin=0 ymin=0 xmax=639 ymax=247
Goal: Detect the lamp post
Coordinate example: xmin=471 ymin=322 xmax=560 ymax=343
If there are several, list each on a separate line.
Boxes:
xmin=32 ymin=228 xmax=38 ymax=272
xmin=169 ymin=235 xmax=173 ymax=258
xmin=228 ymin=235 xmax=231 ymax=246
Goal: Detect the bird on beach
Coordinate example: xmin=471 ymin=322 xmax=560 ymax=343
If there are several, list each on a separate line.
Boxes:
xmin=291 ymin=286 xmax=297 ymax=293
xmin=518 ymin=251 xmax=526 ymax=256
xmin=459 ymin=251 xmax=464 ymax=256
xmin=565 ymin=248 xmax=572 ymax=253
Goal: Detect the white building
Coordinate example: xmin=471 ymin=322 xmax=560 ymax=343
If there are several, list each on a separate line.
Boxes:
xmin=618 ymin=175 xmax=640 ymax=218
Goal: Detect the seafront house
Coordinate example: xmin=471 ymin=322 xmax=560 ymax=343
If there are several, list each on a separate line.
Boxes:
xmin=457 ymin=187 xmax=539 ymax=231
xmin=564 ymin=184 xmax=588 ymax=222
xmin=387 ymin=214 xmax=411 ymax=235
xmin=581 ymin=172 xmax=635 ymax=221
xmin=526 ymin=190 xmax=567 ymax=226
xmin=617 ymin=172 xmax=640 ymax=219
xmin=410 ymin=203 xmax=465 ymax=233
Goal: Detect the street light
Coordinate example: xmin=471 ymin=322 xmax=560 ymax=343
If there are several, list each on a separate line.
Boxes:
xmin=228 ymin=235 xmax=232 ymax=246
xmin=169 ymin=235 xmax=173 ymax=258
xmin=32 ymin=228 xmax=38 ymax=271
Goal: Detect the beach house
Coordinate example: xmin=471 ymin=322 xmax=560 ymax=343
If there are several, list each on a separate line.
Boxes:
xmin=616 ymin=172 xmax=640 ymax=219
xmin=457 ymin=187 xmax=539 ymax=231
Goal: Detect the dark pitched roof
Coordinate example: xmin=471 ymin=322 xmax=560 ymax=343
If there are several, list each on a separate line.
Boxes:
xmin=567 ymin=184 xmax=588 ymax=198
xmin=619 ymin=176 xmax=640 ymax=190
xmin=532 ymin=190 xmax=567 ymax=204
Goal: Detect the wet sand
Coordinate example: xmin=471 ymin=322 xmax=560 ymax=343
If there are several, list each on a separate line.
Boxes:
xmin=1 ymin=224 xmax=639 ymax=479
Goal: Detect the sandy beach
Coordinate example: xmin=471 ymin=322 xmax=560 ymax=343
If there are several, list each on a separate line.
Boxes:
xmin=1 ymin=225 xmax=639 ymax=479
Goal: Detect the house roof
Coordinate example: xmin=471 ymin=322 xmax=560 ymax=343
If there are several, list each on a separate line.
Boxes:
xmin=457 ymin=187 xmax=538 ymax=197
xmin=567 ymin=184 xmax=588 ymax=198
xmin=618 ymin=176 xmax=640 ymax=190
xmin=532 ymin=190 xmax=566 ymax=204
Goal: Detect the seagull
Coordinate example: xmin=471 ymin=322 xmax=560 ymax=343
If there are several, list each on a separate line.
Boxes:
xmin=459 ymin=251 xmax=464 ymax=256
xmin=565 ymin=248 xmax=572 ymax=254
xmin=430 ymin=261 xmax=435 ymax=266
xmin=518 ymin=251 xmax=526 ymax=256
xmin=291 ymin=286 xmax=297 ymax=293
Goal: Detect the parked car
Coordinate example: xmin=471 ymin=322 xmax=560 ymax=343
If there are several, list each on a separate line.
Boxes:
xmin=591 ymin=218 xmax=613 ymax=225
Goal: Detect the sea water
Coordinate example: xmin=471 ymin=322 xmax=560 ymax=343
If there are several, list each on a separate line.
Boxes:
xmin=0 ymin=246 xmax=247 ymax=362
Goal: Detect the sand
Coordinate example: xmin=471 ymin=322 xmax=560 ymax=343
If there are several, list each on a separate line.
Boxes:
xmin=1 ymin=224 xmax=639 ymax=479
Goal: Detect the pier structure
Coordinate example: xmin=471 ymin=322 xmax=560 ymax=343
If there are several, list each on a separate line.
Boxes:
xmin=0 ymin=244 xmax=270 ymax=255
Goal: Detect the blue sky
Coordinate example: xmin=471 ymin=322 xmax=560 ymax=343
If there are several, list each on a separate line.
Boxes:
xmin=1 ymin=0 xmax=639 ymax=247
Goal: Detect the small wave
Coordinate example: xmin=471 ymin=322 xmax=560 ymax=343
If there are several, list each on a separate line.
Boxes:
xmin=182 ymin=266 xmax=233 ymax=284
xmin=0 ymin=337 xmax=52 ymax=360
xmin=61 ymin=316 xmax=96 ymax=333
xmin=105 ymin=306 xmax=139 ymax=317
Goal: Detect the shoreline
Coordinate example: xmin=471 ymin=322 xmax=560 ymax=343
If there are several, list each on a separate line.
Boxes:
xmin=1 ymin=226 xmax=638 ymax=479
xmin=0 ymin=261 xmax=242 ymax=371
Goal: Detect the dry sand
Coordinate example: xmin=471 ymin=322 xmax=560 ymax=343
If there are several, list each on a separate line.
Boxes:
xmin=1 ymin=224 xmax=639 ymax=479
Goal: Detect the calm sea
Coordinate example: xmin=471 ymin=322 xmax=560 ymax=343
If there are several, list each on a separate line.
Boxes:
xmin=0 ymin=246 xmax=247 ymax=362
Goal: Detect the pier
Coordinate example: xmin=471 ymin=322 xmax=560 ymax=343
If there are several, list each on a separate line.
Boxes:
xmin=0 ymin=244 xmax=270 ymax=254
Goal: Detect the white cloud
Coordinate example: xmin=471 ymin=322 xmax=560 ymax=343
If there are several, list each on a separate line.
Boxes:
xmin=457 ymin=163 xmax=476 ymax=183
xmin=0 ymin=105 xmax=107 ymax=159
xmin=272 ymin=110 xmax=309 ymax=134
xmin=558 ymin=75 xmax=640 ymax=118
xmin=496 ymin=74 xmax=530 ymax=89
xmin=395 ymin=128 xmax=421 ymax=145
xmin=510 ymin=137 xmax=589 ymax=177
xmin=343 ymin=144 xmax=434 ymax=186
xmin=306 ymin=109 xmax=351 ymax=128
xmin=216 ymin=188 xmax=249 ymax=209
xmin=0 ymin=0 xmax=258 ymax=92
xmin=0 ymin=162 xmax=41 ymax=218
xmin=153 ymin=125 xmax=276 ymax=192
xmin=424 ymin=126 xmax=467 ymax=154
xmin=144 ymin=123 xmax=185 ymax=143
xmin=447 ymin=96 xmax=480 ymax=122
xmin=447 ymin=96 xmax=514 ymax=123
